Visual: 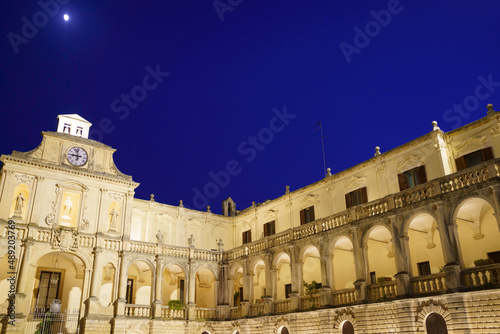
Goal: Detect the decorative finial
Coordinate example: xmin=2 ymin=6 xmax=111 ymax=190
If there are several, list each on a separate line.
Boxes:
xmin=207 ymin=205 xmax=211 ymax=213
xmin=188 ymin=234 xmax=195 ymax=247
xmin=150 ymin=194 xmax=155 ymax=202
xmin=487 ymin=103 xmax=495 ymax=115
xmin=179 ymin=200 xmax=183 ymax=207
xmin=432 ymin=121 xmax=440 ymax=131
xmin=285 ymin=185 xmax=290 ymax=194
xmin=326 ymin=168 xmax=332 ymax=176
xmin=374 ymin=146 xmax=381 ymax=156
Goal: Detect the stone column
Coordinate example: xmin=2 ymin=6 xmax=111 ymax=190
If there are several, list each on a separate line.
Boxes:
xmin=85 ymin=248 xmax=103 ymax=315
xmin=435 ymin=204 xmax=462 ymax=291
xmin=264 ymin=253 xmax=273 ymax=298
xmin=186 ymin=260 xmax=196 ymax=320
xmin=390 ymin=218 xmax=411 ymax=297
xmin=289 ymin=246 xmax=303 ymax=311
xmin=318 ymin=242 xmax=332 ymax=306
xmin=15 ymin=241 xmax=33 ymax=316
xmin=115 ymin=252 xmax=129 ymax=316
xmin=271 ymin=268 xmax=278 ymax=300
xmin=352 ymin=228 xmax=367 ymax=302
xmin=152 ymin=255 xmax=163 ymax=318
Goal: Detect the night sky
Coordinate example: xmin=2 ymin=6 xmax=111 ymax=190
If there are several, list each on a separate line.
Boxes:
xmin=1 ymin=1 xmax=499 ymax=214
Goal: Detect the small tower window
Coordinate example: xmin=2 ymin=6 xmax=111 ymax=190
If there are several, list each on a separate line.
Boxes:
xmin=63 ymin=123 xmax=71 ymax=133
xmin=76 ymin=126 xmax=83 ymax=136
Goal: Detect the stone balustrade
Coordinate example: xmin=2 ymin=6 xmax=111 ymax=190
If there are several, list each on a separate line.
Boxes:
xmin=230 ymin=306 xmax=242 ymax=319
xmin=195 ymin=307 xmax=217 ymax=320
xmin=249 ymin=303 xmax=264 ymax=317
xmin=332 ymin=288 xmax=356 ymax=306
xmin=462 ymin=264 xmax=500 ymax=288
xmin=301 ymin=294 xmax=321 ymax=309
xmin=124 ymin=304 xmax=151 ymax=317
xmin=368 ymin=281 xmax=397 ymax=302
xmin=410 ymin=273 xmax=447 ymax=295
xmin=161 ymin=306 xmax=186 ymax=319
xmin=274 ymin=299 xmax=291 ymax=314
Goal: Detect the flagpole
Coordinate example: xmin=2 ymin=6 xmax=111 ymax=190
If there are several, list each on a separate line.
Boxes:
xmin=316 ymin=121 xmax=327 ymax=177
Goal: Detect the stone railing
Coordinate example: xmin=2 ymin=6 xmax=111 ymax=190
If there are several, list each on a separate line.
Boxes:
xmin=249 ymin=303 xmax=265 ymax=317
xmin=274 ymin=299 xmax=291 ymax=314
xmin=394 ymin=182 xmax=437 ymax=208
xmin=462 ymin=264 xmax=500 ymax=288
xmin=355 ymin=197 xmax=389 ymax=219
xmin=125 ymin=304 xmax=151 ymax=318
xmin=161 ymin=246 xmax=190 ymax=258
xmin=230 ymin=306 xmax=242 ymax=319
xmin=367 ymin=281 xmax=397 ymax=302
xmin=440 ymin=164 xmax=490 ymax=193
xmin=103 ymin=238 xmax=121 ymax=251
xmin=301 ymin=294 xmax=321 ymax=309
xmin=79 ymin=234 xmax=95 ymax=248
xmin=161 ymin=306 xmax=186 ymax=319
xmin=196 ymin=307 xmax=217 ymax=320
xmin=225 ymin=160 xmax=499 ymax=261
xmin=332 ymin=288 xmax=356 ymax=306
xmin=410 ymin=273 xmax=447 ymax=295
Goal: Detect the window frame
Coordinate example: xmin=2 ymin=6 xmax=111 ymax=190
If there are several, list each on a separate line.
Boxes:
xmin=398 ymin=165 xmax=427 ymax=191
xmin=263 ymin=220 xmax=276 ymax=237
xmin=35 ymin=271 xmax=61 ymax=310
xmin=300 ymin=206 xmax=315 ymax=225
xmin=417 ymin=261 xmax=432 ymax=276
xmin=242 ymin=229 xmax=252 ymax=244
xmin=345 ymin=187 xmax=368 ymax=209
xmin=455 ymin=147 xmax=494 ymax=171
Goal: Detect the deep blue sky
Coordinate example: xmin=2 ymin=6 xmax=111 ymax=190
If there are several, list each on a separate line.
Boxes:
xmin=1 ymin=1 xmax=499 ymax=213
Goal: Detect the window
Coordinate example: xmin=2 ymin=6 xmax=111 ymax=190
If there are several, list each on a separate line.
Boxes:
xmin=487 ymin=251 xmax=500 ymax=264
xmin=242 ymin=230 xmax=252 ymax=244
xmin=263 ymin=220 xmax=276 ymax=237
xmin=285 ymin=284 xmax=292 ymax=299
xmin=126 ymin=278 xmax=134 ymax=304
xmin=370 ymin=271 xmax=376 ymax=284
xmin=342 ymin=321 xmax=355 ymax=334
xmin=35 ymin=271 xmax=61 ymax=310
xmin=300 ymin=206 xmax=315 ymax=225
xmin=417 ymin=261 xmax=431 ymax=276
xmin=63 ymin=123 xmax=71 ymax=133
xmin=345 ymin=187 xmax=368 ymax=209
xmin=425 ymin=313 xmax=448 ymax=334
xmin=239 ymin=287 xmax=243 ymax=303
xmin=76 ymin=126 xmax=83 ymax=136
xmin=398 ymin=166 xmax=427 ymax=191
xmin=455 ymin=147 xmax=494 ymax=171
xmin=179 ymin=279 xmax=185 ymax=303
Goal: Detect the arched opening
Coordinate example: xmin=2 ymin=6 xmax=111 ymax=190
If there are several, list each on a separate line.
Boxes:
xmin=279 ymin=326 xmax=289 ymax=334
xmin=407 ymin=213 xmax=445 ymax=276
xmin=231 ymin=264 xmax=244 ymax=306
xmin=100 ymin=263 xmax=116 ymax=306
xmin=366 ymin=226 xmax=397 ymax=300
xmin=274 ymin=252 xmax=292 ymax=300
xmin=162 ymin=263 xmax=186 ymax=305
xmin=195 ymin=267 xmax=216 ymax=308
xmin=10 ymin=183 xmax=30 ymax=220
xmin=341 ymin=321 xmax=354 ymax=334
xmin=302 ymin=245 xmax=322 ymax=291
xmin=332 ymin=237 xmax=356 ymax=290
xmin=31 ymin=252 xmax=86 ymax=312
xmin=425 ymin=313 xmax=448 ymax=334
xmin=455 ymin=198 xmax=500 ymax=268
xmin=127 ymin=260 xmax=153 ymax=305
xmin=252 ymin=259 xmax=266 ymax=303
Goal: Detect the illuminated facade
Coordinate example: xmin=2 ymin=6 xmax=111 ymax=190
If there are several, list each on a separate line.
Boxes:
xmin=1 ymin=106 xmax=500 ymax=334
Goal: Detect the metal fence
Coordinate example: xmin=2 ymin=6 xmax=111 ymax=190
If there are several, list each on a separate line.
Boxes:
xmin=26 ymin=309 xmax=80 ymax=334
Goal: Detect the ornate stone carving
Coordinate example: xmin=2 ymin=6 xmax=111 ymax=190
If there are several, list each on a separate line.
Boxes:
xmin=301 ymin=193 xmax=320 ymax=208
xmin=344 ymin=176 xmax=365 ymax=190
xmin=397 ymin=154 xmax=423 ymax=173
xmin=334 ymin=309 xmax=356 ymax=329
xmin=416 ymin=300 xmax=451 ymax=324
xmin=108 ymin=191 xmax=125 ymax=201
xmin=453 ymin=135 xmax=487 ymax=155
xmin=52 ymin=228 xmax=79 ymax=252
xmin=14 ymin=173 xmax=34 ymax=184
xmin=434 ymin=133 xmax=446 ymax=152
xmin=264 ymin=209 xmax=279 ymax=220
xmin=45 ymin=187 xmax=59 ymax=227
xmin=490 ymin=123 xmax=500 ymax=136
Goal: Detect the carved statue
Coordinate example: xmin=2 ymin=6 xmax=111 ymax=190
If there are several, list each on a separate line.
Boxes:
xmin=14 ymin=193 xmax=25 ymax=212
xmin=109 ymin=208 xmax=119 ymax=229
xmin=63 ymin=197 xmax=72 ymax=216
xmin=156 ymin=229 xmax=164 ymax=243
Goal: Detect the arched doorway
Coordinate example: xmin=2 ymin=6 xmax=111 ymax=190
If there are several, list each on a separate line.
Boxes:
xmin=274 ymin=252 xmax=292 ymax=300
xmin=332 ymin=236 xmax=356 ymax=290
xmin=127 ymin=260 xmax=154 ymax=305
xmin=162 ymin=263 xmax=186 ymax=305
xmin=425 ymin=313 xmax=448 ymax=334
xmin=252 ymin=259 xmax=266 ymax=303
xmin=195 ymin=267 xmax=216 ymax=308
xmin=341 ymin=321 xmax=354 ymax=334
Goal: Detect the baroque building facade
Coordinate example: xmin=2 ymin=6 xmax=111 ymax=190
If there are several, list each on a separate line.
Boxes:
xmin=1 ymin=109 xmax=500 ymax=334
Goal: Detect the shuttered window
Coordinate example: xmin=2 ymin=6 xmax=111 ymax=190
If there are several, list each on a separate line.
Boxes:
xmin=242 ymin=230 xmax=252 ymax=244
xmin=300 ymin=206 xmax=315 ymax=225
xmin=398 ymin=166 xmax=428 ymax=191
xmin=345 ymin=187 xmax=368 ymax=209
xmin=263 ymin=220 xmax=276 ymax=237
xmin=455 ymin=147 xmax=494 ymax=171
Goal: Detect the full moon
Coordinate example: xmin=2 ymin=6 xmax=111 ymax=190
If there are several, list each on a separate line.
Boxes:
xmin=64 ymin=14 xmax=69 ymax=21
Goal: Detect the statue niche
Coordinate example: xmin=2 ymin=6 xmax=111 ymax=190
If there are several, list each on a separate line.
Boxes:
xmin=10 ymin=184 xmax=30 ymax=220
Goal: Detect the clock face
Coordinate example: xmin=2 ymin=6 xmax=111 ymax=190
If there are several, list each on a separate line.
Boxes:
xmin=67 ymin=147 xmax=88 ymax=166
